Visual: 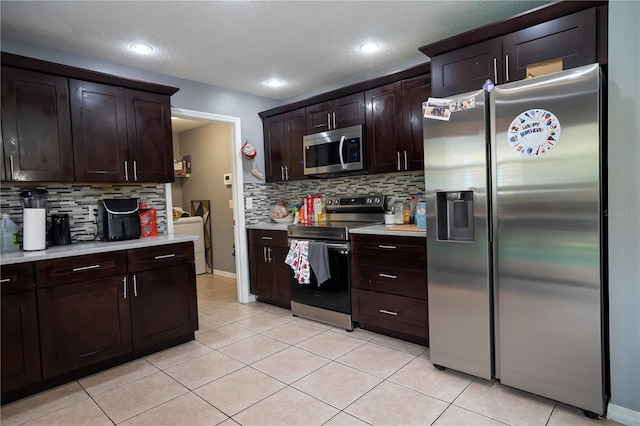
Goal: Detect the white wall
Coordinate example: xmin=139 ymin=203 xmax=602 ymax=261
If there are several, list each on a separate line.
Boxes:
xmin=607 ymin=0 xmax=640 ymax=420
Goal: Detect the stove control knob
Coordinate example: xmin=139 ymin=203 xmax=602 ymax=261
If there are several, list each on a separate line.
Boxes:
xmin=374 ymin=197 xmax=381 ymax=205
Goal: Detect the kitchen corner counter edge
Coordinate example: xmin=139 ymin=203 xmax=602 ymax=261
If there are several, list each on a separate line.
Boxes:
xmin=246 ymin=222 xmax=291 ymax=231
xmin=0 ymin=234 xmax=199 ymax=265
xmin=350 ymin=224 xmax=426 ymax=238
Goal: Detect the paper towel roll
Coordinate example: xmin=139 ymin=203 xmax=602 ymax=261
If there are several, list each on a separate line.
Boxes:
xmin=23 ymin=208 xmax=46 ymax=251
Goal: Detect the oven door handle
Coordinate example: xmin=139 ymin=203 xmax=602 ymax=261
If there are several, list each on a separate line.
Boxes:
xmin=325 ymin=242 xmax=349 ymax=251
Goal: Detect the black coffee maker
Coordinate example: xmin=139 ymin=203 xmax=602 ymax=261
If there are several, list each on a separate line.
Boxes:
xmin=51 ymin=214 xmax=72 ymax=245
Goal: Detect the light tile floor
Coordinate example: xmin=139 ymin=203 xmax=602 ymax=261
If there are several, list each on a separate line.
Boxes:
xmin=1 ymin=274 xmax=621 ymax=426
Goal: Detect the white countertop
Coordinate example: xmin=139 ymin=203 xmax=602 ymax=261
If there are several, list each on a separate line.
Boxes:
xmin=350 ymin=224 xmax=427 ymax=238
xmin=0 ymin=234 xmax=199 ymax=265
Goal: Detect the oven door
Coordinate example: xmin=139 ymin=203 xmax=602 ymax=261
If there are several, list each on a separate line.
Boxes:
xmin=303 ymin=125 xmax=364 ymax=176
xmin=289 ymin=240 xmax=351 ymax=314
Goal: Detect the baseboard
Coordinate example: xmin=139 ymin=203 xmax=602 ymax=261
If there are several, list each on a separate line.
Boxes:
xmin=212 ymin=269 xmax=236 ymax=279
xmin=608 ymin=402 xmax=640 ymax=426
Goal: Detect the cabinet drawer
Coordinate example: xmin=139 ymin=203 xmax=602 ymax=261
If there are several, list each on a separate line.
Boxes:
xmin=352 ymin=235 xmax=426 ymax=259
xmin=352 ymin=288 xmax=428 ymax=338
xmin=248 ymin=229 xmax=288 ymax=247
xmin=1 ymin=263 xmax=35 ymax=295
xmin=35 ymin=251 xmax=127 ymax=288
xmin=127 ymin=242 xmax=194 ymax=273
xmin=352 ymin=257 xmax=427 ymax=299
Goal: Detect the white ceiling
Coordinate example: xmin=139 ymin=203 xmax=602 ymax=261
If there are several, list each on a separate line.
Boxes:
xmin=1 ymin=1 xmax=548 ymax=102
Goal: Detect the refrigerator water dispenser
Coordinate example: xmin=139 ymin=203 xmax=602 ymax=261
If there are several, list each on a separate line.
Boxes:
xmin=436 ymin=191 xmax=474 ymax=242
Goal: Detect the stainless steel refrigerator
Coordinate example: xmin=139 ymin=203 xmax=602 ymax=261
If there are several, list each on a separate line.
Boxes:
xmin=423 ymin=63 xmax=606 ymax=415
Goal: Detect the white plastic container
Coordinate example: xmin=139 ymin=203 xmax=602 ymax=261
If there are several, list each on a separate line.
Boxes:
xmin=22 ymin=208 xmax=46 ymax=251
xmin=1 ymin=213 xmax=20 ymax=252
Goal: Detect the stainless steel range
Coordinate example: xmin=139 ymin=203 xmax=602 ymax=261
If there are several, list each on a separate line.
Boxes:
xmin=287 ymin=194 xmax=385 ymax=330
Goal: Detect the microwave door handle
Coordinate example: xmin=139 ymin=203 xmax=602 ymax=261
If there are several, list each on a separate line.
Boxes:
xmin=339 ymin=135 xmax=346 ymax=170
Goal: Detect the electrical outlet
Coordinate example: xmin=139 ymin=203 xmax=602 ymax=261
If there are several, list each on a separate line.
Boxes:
xmin=88 ymin=205 xmax=98 ymax=223
xmin=246 ymin=197 xmax=253 ymax=210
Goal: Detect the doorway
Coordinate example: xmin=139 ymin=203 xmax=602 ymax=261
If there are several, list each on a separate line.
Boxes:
xmin=166 ymin=108 xmax=252 ymax=304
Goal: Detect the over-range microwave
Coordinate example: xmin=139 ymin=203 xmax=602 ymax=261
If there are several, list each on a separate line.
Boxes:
xmin=303 ymin=124 xmax=365 ymax=177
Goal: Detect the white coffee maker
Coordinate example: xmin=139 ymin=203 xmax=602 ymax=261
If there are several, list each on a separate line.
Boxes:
xmin=20 ymin=189 xmax=48 ymax=251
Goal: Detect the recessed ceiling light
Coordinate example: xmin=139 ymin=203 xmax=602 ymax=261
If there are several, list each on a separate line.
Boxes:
xmin=130 ymin=44 xmax=153 ymax=54
xmin=359 ymin=43 xmax=380 ymax=53
xmin=266 ymin=79 xmax=284 ymax=88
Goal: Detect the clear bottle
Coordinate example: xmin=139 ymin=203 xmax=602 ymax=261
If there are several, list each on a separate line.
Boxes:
xmin=1 ymin=213 xmax=20 ymax=252
xmin=403 ymin=199 xmax=411 ymax=224
xmin=394 ymin=201 xmax=404 ymax=225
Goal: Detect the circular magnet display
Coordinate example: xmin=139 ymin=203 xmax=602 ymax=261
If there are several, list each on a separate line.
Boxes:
xmin=507 ymin=109 xmax=561 ymax=157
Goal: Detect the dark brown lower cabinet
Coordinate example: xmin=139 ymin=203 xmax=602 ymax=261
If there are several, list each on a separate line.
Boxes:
xmin=130 ymin=263 xmax=198 ymax=350
xmin=351 ymin=234 xmax=428 ymax=345
xmin=248 ymin=229 xmax=291 ymax=308
xmin=1 ymin=290 xmax=41 ymax=392
xmin=1 ymin=241 xmax=198 ymax=403
xmin=37 ymin=275 xmax=133 ymax=378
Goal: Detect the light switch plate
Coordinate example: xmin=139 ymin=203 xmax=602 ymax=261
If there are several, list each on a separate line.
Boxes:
xmin=246 ymin=197 xmax=253 ymax=210
xmin=229 ymin=199 xmax=233 ymax=209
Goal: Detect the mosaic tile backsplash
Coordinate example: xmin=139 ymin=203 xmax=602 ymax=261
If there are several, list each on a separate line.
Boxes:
xmin=243 ymin=171 xmax=425 ymax=224
xmin=0 ymin=183 xmax=167 ymax=243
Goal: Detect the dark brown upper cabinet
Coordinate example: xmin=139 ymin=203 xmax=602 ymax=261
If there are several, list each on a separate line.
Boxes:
xmin=1 ymin=66 xmax=74 ymax=182
xmin=264 ymin=107 xmax=306 ymax=183
xmin=70 ymin=82 xmax=173 ymax=183
xmin=366 ymin=82 xmax=403 ymax=174
xmin=428 ymin=8 xmax=598 ymax=98
xmin=70 ymin=80 xmax=128 ymax=182
xmin=125 ymin=89 xmax=174 ymax=183
xmin=401 ymin=75 xmax=431 ymax=172
xmin=367 ymin=74 xmax=430 ymax=174
xmin=1 ymin=52 xmax=178 ymax=184
xmin=305 ymin=92 xmax=365 ymax=134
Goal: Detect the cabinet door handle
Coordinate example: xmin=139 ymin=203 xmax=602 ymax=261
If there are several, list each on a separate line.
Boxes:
xmin=0 ymin=278 xmax=10 ymax=283
xmin=285 ymin=165 xmax=289 ymax=180
xmin=133 ymin=275 xmax=138 ymax=296
xmin=379 ymin=309 xmax=398 ymax=316
xmin=332 ymin=112 xmax=336 ymax=129
xmin=124 ymin=160 xmax=129 ymax=181
xmin=404 ymin=150 xmax=408 ymax=170
xmin=378 ymin=244 xmax=397 ymax=250
xmin=397 ymin=151 xmax=401 ymax=171
xmin=154 ymin=253 xmax=176 ymax=260
xmin=378 ymin=273 xmax=397 ymax=279
xmin=123 ymin=276 xmax=127 ymax=299
xmin=505 ymin=54 xmax=509 ymax=82
xmin=267 ymin=247 xmax=273 ymax=263
xmin=263 ymin=247 xmax=268 ymax=262
xmin=72 ymin=264 xmax=100 ymax=272
xmin=9 ymin=156 xmax=14 ymax=179
xmin=133 ymin=160 xmax=138 ymax=181
xmin=280 ymin=165 xmax=284 ymax=181
xmin=261 ymin=236 xmax=274 ymax=240
xmin=327 ymin=113 xmax=331 ymax=130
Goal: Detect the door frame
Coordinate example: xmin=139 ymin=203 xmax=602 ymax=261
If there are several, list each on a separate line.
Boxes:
xmin=166 ymin=107 xmax=253 ymax=304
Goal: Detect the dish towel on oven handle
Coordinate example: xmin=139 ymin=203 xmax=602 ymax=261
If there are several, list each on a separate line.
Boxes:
xmin=307 ymin=241 xmax=331 ymax=285
xmin=285 ymin=240 xmax=332 ymax=286
xmin=285 ymin=239 xmax=310 ymax=284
